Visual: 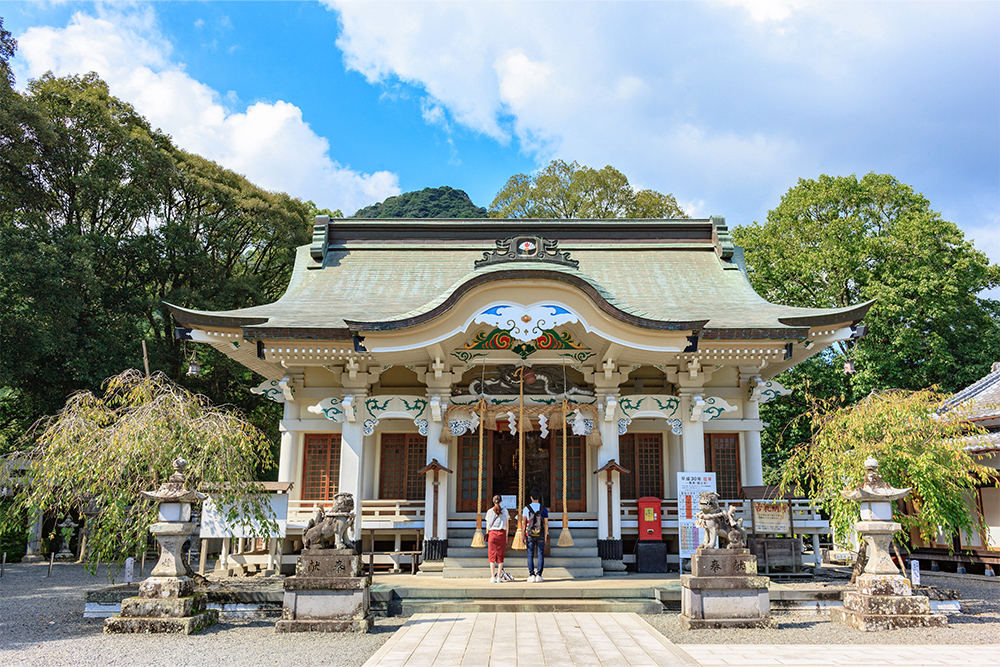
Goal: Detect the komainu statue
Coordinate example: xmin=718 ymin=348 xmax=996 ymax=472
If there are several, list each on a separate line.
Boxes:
xmin=695 ymin=491 xmax=746 ymax=549
xmin=302 ymin=492 xmax=356 ymax=550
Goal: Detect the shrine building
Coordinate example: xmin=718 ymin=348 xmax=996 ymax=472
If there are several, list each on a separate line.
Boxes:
xmin=169 ymin=216 xmax=870 ymax=575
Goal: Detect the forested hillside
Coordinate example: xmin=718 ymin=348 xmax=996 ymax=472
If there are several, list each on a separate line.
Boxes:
xmin=352 ymin=186 xmax=487 ymax=218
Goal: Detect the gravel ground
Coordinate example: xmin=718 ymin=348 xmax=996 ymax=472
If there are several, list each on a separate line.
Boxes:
xmin=0 ymin=562 xmax=405 ymax=667
xmin=3 ymin=562 xmax=999 ymax=666
xmin=643 ymin=572 xmax=1000 ymax=645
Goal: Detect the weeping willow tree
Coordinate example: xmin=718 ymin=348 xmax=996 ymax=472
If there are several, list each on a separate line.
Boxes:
xmin=780 ymin=388 xmax=994 ymax=553
xmin=0 ymin=370 xmax=276 ymax=570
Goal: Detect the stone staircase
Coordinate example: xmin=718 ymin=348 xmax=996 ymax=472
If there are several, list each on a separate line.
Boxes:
xmin=370 ymin=577 xmax=672 ymax=616
xmin=442 ymin=527 xmax=605 ymax=579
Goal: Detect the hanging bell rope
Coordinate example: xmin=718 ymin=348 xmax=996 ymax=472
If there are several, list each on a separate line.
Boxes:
xmin=511 ymin=364 xmax=527 ymax=551
xmin=470 ymin=394 xmax=488 ymax=548
xmin=557 ymin=397 xmax=574 ymax=547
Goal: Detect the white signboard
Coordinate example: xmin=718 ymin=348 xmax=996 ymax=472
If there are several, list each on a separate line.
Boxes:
xmin=752 ymin=501 xmax=791 ymax=533
xmin=911 ymin=559 xmax=921 ymax=586
xmin=678 ymin=472 xmax=716 ymax=560
xmin=501 ymin=495 xmax=518 ymax=512
xmin=124 ymin=557 xmax=134 ymax=583
xmin=200 ymin=494 xmax=288 ymax=539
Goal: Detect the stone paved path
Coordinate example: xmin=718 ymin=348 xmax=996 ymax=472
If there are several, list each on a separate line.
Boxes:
xmin=362 ymin=613 xmax=1000 ymax=667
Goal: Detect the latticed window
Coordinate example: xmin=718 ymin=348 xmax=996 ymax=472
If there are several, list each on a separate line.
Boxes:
xmin=378 ymin=434 xmax=427 ymax=500
xmin=302 ymin=434 xmax=341 ymax=501
xmin=704 ymin=433 xmax=741 ymax=499
xmin=619 ymin=433 xmax=663 ymax=499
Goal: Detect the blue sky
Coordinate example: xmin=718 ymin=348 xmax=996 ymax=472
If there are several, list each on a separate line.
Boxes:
xmin=2 ymin=1 xmax=998 ymax=277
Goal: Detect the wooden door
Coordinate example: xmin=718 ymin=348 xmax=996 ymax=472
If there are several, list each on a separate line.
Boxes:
xmin=551 ymin=435 xmax=586 ymax=512
xmin=458 ymin=432 xmax=492 ymax=513
xmin=301 ymin=434 xmax=341 ymax=501
xmin=379 ymin=434 xmax=427 ymax=500
xmin=704 ymin=433 xmax=741 ymax=499
xmin=619 ymin=433 xmax=663 ymax=500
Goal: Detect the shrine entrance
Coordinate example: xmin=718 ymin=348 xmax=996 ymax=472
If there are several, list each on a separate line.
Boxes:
xmin=458 ymin=430 xmax=585 ymax=513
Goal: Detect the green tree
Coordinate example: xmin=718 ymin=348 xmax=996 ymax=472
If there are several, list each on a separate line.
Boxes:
xmin=489 ymin=159 xmax=685 ymax=219
xmin=353 ymin=186 xmax=486 ymax=218
xmin=735 ymin=173 xmax=1000 ymax=394
xmin=0 ymin=370 xmax=276 ymax=568
xmin=734 ymin=174 xmax=1000 ymax=476
xmin=779 ymin=389 xmax=993 ymax=552
xmin=0 ymin=70 xmax=313 ymax=458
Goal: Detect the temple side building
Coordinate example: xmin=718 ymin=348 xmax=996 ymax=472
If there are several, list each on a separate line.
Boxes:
xmin=910 ymin=363 xmax=1000 ymax=573
xmin=169 ymin=217 xmax=870 ymax=574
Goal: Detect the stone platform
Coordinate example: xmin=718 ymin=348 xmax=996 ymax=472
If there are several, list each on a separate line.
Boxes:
xmin=104 ymin=576 xmax=218 ymax=635
xmin=680 ymin=548 xmax=776 ymax=629
xmin=275 ymin=548 xmax=372 ymax=633
xmin=830 ymin=573 xmax=946 ymax=631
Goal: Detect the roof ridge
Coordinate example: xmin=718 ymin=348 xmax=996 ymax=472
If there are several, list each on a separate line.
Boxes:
xmin=942 ymin=364 xmax=1000 ymax=410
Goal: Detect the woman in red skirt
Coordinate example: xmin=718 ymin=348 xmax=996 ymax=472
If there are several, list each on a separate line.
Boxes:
xmin=486 ymin=494 xmax=509 ymax=583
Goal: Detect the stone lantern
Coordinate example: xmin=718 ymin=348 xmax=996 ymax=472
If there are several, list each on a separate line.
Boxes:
xmin=105 ymin=458 xmax=218 ymax=634
xmin=830 ymin=457 xmax=946 ymax=631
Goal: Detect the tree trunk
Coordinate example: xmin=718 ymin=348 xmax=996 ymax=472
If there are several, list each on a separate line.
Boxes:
xmin=850 ymin=541 xmax=868 ymax=585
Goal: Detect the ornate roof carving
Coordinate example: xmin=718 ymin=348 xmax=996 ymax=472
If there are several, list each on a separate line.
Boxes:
xmin=475 ymin=236 xmax=578 ymax=269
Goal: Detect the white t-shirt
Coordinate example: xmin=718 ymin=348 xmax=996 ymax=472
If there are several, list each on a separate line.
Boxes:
xmin=485 ymin=507 xmax=509 ymax=531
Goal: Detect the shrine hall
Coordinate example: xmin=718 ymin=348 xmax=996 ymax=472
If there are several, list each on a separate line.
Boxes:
xmin=168 ymin=216 xmax=870 ymax=576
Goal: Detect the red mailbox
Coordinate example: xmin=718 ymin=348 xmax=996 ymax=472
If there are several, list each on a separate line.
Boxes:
xmin=637 ymin=497 xmax=662 ymax=541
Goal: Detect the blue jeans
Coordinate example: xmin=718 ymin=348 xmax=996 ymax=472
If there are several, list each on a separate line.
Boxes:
xmin=527 ymin=536 xmax=544 ymax=576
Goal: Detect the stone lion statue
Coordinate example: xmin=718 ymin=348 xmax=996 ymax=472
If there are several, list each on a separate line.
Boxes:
xmin=695 ymin=491 xmax=745 ymax=550
xmin=303 ymin=492 xmax=356 ymax=550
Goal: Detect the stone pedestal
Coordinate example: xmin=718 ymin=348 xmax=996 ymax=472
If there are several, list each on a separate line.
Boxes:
xmin=832 ymin=459 xmax=947 ymax=632
xmin=105 ymin=576 xmax=218 ymax=634
xmin=679 ymin=548 xmax=776 ymax=629
xmin=105 ymin=521 xmax=218 ymax=634
xmin=275 ymin=548 xmax=372 ymax=633
xmin=831 ymin=573 xmax=947 ymax=631
xmin=105 ymin=459 xmax=216 ymax=635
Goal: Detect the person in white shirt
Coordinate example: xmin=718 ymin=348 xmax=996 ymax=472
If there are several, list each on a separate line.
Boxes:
xmin=485 ymin=494 xmax=509 ymax=583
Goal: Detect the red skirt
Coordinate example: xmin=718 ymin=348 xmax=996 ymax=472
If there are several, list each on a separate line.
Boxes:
xmin=488 ymin=530 xmax=507 ymax=563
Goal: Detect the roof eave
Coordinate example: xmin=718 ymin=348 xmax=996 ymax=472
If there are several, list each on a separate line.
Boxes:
xmin=776 ymin=300 xmax=875 ymax=327
xmin=164 ymin=302 xmax=269 ymax=330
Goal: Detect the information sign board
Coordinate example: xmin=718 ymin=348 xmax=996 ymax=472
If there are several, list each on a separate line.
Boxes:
xmin=752 ymin=500 xmax=791 ymax=533
xmin=200 ymin=494 xmax=288 ymax=539
xmin=678 ymin=472 xmax=716 ymax=559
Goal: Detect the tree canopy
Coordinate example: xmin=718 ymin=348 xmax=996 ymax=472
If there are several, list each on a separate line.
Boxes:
xmin=735 ymin=173 xmax=1000 ymax=394
xmin=489 ymin=159 xmax=685 ymax=219
xmin=0 ymin=64 xmax=314 ymax=460
xmin=779 ymin=389 xmax=993 ymax=551
xmin=352 ymin=186 xmax=486 ymax=218
xmin=733 ymin=173 xmax=1000 ymax=478
xmin=0 ymin=370 xmax=277 ymax=570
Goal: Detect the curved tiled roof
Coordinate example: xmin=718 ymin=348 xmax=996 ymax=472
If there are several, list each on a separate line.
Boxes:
xmin=167 ymin=218 xmax=872 ymax=340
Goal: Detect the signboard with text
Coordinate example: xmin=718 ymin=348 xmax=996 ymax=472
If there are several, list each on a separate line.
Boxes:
xmin=752 ymin=500 xmax=791 ymax=533
xmin=678 ymin=472 xmax=716 ymax=559
xmin=200 ymin=494 xmax=288 ymax=539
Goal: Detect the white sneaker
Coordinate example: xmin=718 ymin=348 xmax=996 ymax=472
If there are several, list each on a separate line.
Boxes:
xmin=536 ymin=574 xmax=543 ymax=582
xmin=490 ymin=576 xmax=497 ymax=583
xmin=528 ymin=575 xmax=537 ymax=583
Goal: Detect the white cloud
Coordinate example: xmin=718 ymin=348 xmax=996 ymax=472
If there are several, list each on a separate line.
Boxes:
xmin=13 ymin=7 xmax=399 ymax=214
xmin=325 ymin=0 xmax=998 ymax=241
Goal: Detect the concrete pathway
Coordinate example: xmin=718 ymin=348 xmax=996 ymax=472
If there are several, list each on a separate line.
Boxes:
xmin=363 ymin=612 xmax=698 ymax=666
xmin=362 ymin=612 xmax=1000 ymax=667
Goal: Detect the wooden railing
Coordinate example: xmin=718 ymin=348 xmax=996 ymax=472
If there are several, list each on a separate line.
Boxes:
xmin=287 ymin=499 xmax=425 ymax=530
xmin=619 ymin=498 xmax=829 ymax=534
